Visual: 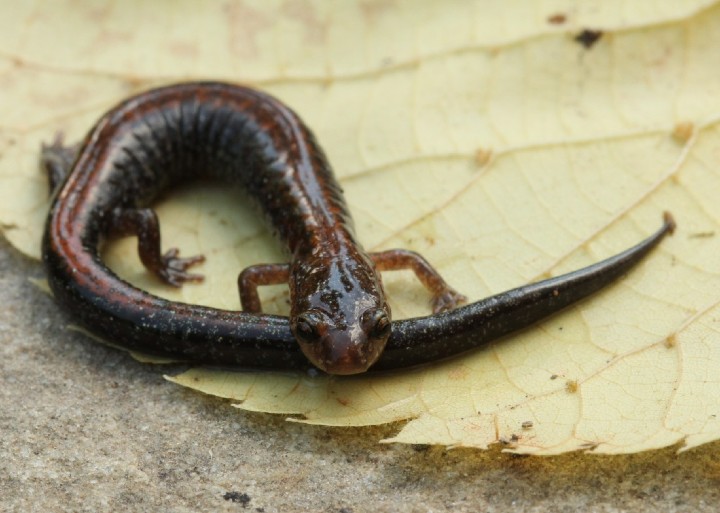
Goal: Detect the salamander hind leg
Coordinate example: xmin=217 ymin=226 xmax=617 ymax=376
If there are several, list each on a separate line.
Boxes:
xmin=110 ymin=207 xmax=205 ymax=287
xmin=41 ymin=132 xmax=82 ymax=191
xmin=371 ymin=249 xmax=467 ymax=313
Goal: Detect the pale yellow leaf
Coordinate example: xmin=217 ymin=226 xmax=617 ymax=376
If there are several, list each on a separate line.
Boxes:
xmin=2 ymin=0 xmax=720 ymax=454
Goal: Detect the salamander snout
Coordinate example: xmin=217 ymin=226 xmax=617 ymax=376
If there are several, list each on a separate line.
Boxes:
xmin=292 ymin=307 xmax=391 ymax=375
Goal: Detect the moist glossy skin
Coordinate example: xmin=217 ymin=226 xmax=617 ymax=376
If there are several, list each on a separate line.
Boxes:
xmin=43 ymin=82 xmax=399 ymax=374
xmin=42 ymin=82 xmax=675 ymax=374
xmin=290 ymin=245 xmax=390 ymax=373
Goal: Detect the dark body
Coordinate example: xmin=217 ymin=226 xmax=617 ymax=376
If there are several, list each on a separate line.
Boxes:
xmin=42 ymin=82 xmax=674 ymax=374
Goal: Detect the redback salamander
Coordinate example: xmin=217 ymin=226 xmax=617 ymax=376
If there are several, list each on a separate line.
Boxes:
xmin=42 ymin=82 xmax=675 ymax=375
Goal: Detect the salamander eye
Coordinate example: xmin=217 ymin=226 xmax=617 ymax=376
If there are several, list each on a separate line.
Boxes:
xmin=293 ymin=310 xmax=326 ymax=345
xmin=364 ymin=309 xmax=391 ymax=341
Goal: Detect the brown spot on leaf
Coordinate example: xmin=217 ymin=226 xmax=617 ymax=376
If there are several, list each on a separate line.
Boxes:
xmin=224 ymin=3 xmax=272 ymax=59
xmin=167 ymin=41 xmax=200 ymax=59
xmin=360 ymin=0 xmax=397 ymax=25
xmin=672 ymin=122 xmax=694 ymax=144
xmin=474 ymin=148 xmax=493 ymax=167
xmin=447 ymin=366 xmax=469 ymax=380
xmin=282 ymin=0 xmax=327 ymax=45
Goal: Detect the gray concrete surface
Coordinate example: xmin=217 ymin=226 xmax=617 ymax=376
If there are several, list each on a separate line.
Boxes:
xmin=2 ymin=234 xmax=720 ymax=513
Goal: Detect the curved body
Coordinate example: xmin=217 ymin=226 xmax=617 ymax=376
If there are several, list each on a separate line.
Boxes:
xmin=42 ymin=82 xmax=674 ymax=374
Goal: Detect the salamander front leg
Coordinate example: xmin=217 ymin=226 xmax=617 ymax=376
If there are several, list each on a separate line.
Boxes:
xmin=109 ymin=207 xmax=205 ymax=286
xmin=371 ymin=249 xmax=467 ymax=313
xmin=238 ymin=264 xmax=290 ymax=312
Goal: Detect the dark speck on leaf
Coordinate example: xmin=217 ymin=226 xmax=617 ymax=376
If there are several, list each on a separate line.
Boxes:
xmin=575 ymin=29 xmax=603 ymax=49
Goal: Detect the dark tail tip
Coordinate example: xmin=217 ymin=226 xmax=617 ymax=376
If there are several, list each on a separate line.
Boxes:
xmin=662 ymin=211 xmax=676 ymax=236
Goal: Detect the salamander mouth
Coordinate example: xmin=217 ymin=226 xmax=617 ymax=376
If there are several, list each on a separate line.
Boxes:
xmin=297 ymin=333 xmax=387 ymax=375
xmin=318 ymin=348 xmax=375 ymax=375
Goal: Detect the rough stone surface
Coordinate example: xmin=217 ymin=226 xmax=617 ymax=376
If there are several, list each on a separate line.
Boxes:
xmin=2 ymin=235 xmax=719 ymax=513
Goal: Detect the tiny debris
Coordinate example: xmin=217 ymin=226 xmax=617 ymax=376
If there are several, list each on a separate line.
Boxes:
xmin=689 ymin=231 xmax=715 ymax=239
xmin=574 ymin=29 xmax=603 ymax=49
xmin=521 ymin=421 xmax=534 ymax=429
xmin=566 ymin=379 xmax=579 ymax=393
xmin=223 ymin=491 xmax=251 ymax=507
xmin=547 ymin=13 xmax=567 ymax=25
xmin=579 ymin=442 xmax=599 ymax=450
xmin=474 ymin=147 xmax=493 ymax=167
xmin=671 ymin=122 xmax=694 ymax=144
xmin=664 ymin=334 xmax=677 ymax=349
xmin=498 ymin=434 xmax=521 ymax=445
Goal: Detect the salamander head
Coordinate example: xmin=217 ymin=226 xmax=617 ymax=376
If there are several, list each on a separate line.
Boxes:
xmin=290 ymin=252 xmax=391 ymax=375
xmin=292 ymin=305 xmax=391 ymax=375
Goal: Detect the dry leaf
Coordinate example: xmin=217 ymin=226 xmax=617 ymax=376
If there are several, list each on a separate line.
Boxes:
xmin=1 ymin=0 xmax=720 ymax=454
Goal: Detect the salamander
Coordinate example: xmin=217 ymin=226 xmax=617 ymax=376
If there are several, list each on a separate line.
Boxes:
xmin=41 ymin=82 xmax=675 ymax=375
